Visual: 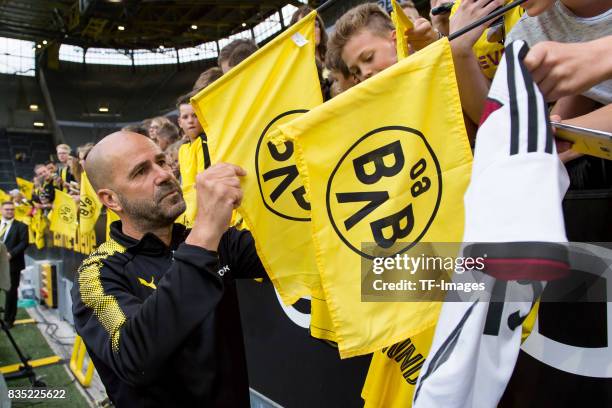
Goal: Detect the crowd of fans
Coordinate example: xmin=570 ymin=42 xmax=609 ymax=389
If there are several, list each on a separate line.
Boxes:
xmin=6 ymin=0 xmax=611 ymax=239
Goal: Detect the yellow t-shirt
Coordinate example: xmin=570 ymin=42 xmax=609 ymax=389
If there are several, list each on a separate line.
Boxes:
xmin=451 ymin=1 xmax=525 ymax=79
xmin=179 ymin=135 xmax=216 ymax=228
xmin=362 ymin=325 xmax=436 ymax=408
xmin=178 ymin=135 xmax=209 ymax=189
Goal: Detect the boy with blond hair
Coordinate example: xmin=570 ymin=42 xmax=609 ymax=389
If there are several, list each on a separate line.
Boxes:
xmin=328 ymin=3 xmax=438 ymax=82
xmin=176 ymin=91 xmax=209 ymax=191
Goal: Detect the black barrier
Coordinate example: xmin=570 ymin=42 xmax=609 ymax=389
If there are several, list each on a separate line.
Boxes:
xmin=563 ymin=190 xmax=612 ymax=242
xmin=500 ymin=191 xmax=612 ymax=407
xmin=237 ymin=279 xmax=370 ymax=407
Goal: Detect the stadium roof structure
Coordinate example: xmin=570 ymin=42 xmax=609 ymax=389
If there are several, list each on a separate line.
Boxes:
xmin=0 ymin=0 xmax=307 ymax=50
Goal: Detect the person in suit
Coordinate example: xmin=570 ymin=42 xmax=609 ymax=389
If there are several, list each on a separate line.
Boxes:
xmin=0 ymin=201 xmax=29 ymax=327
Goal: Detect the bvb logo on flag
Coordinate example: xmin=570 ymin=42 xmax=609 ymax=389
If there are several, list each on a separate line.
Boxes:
xmin=59 ymin=203 xmax=75 ymax=224
xmin=256 ymin=110 xmax=311 ymax=221
xmin=327 ymin=126 xmax=442 ymax=259
xmin=79 ymin=196 xmax=97 ymax=219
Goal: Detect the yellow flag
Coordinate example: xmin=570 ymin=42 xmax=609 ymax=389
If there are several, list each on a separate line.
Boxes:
xmin=177 ymin=184 xmax=238 ymax=229
xmin=392 ymin=0 xmax=414 ymax=60
xmin=310 ymin=284 xmax=338 ymax=342
xmin=14 ymin=203 xmax=32 ymax=225
xmin=279 ymin=39 xmax=472 ymax=358
xmin=106 ymin=209 xmax=120 ymax=241
xmin=16 ymin=177 xmax=33 ymax=200
xmin=78 ymin=172 xmax=102 ymax=233
xmin=50 ymin=189 xmax=77 ymax=237
xmin=0 ymin=189 xmax=9 ymax=203
xmin=191 ymin=11 xmax=323 ymax=305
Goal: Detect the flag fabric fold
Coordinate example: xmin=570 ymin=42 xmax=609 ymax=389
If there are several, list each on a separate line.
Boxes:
xmin=362 ymin=325 xmax=436 ymax=408
xmin=391 ymin=0 xmax=414 ymax=60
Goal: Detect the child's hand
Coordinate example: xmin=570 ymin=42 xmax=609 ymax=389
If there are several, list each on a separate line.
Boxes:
xmin=430 ymin=0 xmax=451 ymax=36
xmin=524 ymin=38 xmax=612 ymax=102
xmin=450 ymin=0 xmax=504 ymax=57
xmin=550 ymin=114 xmax=583 ymax=164
xmin=406 ymin=18 xmax=439 ymax=52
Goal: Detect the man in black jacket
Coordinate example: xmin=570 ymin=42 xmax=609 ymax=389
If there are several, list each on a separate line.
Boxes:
xmin=0 ymin=201 xmax=29 ymax=327
xmin=72 ymin=131 xmax=266 ymax=407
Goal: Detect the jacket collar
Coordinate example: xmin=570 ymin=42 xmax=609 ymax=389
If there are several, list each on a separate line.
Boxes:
xmin=109 ymin=220 xmax=188 ymax=255
xmin=189 ymin=133 xmax=206 ymax=144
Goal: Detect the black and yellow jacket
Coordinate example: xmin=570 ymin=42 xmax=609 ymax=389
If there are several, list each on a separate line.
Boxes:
xmin=58 ymin=165 xmax=76 ymax=192
xmin=72 ymin=221 xmax=265 ymax=407
xmin=32 ymin=179 xmax=55 ymax=204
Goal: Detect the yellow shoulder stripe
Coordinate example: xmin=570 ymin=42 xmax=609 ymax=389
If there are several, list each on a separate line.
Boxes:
xmin=78 ymin=239 xmax=128 ymax=352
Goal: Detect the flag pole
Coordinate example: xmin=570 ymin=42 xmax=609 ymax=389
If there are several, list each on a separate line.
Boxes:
xmin=448 ymin=0 xmax=527 ymax=41
xmin=316 ymin=0 xmax=337 ymax=14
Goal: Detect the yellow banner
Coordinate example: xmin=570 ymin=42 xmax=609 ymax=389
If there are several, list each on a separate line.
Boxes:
xmin=78 ymin=172 xmax=102 ymax=233
xmin=392 ymin=0 xmax=414 ymax=60
xmin=0 ymin=189 xmax=9 ymax=203
xmin=279 ymin=39 xmax=472 ymax=357
xmin=74 ymin=228 xmax=97 ymax=255
xmin=191 ymin=11 xmax=323 ymax=305
xmin=16 ymin=177 xmax=33 ymax=200
xmin=49 ymin=189 xmax=77 ymax=237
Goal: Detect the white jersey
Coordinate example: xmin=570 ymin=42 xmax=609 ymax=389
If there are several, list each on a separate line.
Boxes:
xmin=413 ymin=41 xmax=570 ymax=408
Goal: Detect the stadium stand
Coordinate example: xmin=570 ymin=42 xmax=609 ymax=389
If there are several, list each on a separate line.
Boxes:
xmin=0 ymin=129 xmax=55 ymax=191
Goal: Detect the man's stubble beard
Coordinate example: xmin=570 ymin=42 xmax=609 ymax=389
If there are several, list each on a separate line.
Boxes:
xmin=117 ymin=181 xmax=186 ymax=231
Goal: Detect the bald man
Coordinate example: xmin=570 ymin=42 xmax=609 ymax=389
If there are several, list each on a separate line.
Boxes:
xmin=71 ymin=132 xmax=265 ymax=407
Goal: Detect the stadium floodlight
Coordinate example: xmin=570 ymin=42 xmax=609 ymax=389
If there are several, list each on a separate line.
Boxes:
xmin=191 ymin=25 xmax=198 ymax=30
xmin=29 ymin=104 xmax=39 ymax=111
xmin=98 ymin=107 xmax=110 ymax=113
xmin=118 ymin=25 xmax=125 ymax=31
xmin=42 ymin=40 xmax=48 ymax=45
xmin=33 ymin=122 xmax=45 ymax=127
